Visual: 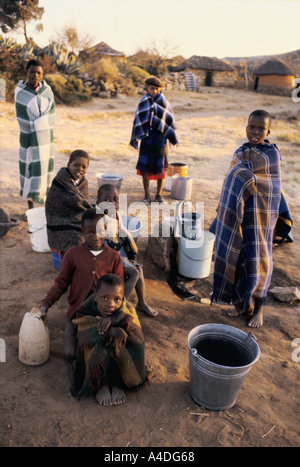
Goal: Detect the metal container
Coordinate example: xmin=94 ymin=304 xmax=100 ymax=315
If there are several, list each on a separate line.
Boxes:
xmin=188 ymin=323 xmax=260 ymax=410
xmin=171 ymin=176 xmax=193 ymax=200
xmin=96 ymin=173 xmax=123 ymax=190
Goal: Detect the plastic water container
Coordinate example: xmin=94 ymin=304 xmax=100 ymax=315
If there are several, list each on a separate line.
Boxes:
xmin=178 ymin=231 xmax=215 ymax=279
xmin=188 ymin=323 xmax=260 ymax=410
xmin=51 ymin=251 xmax=64 ymax=270
xmin=167 ymin=163 xmax=188 ymax=177
xmin=174 ymin=201 xmax=202 ymax=240
xmin=26 ymin=207 xmax=50 ymax=252
xmin=96 ymin=173 xmax=123 ymax=190
xmin=121 ymin=215 xmax=142 ymax=240
xmin=18 ymin=308 xmax=50 ymax=366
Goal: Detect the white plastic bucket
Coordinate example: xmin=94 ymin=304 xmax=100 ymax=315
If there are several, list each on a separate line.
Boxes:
xmin=26 ymin=207 xmax=50 ymax=252
xmin=121 ymin=215 xmax=142 ymax=240
xmin=174 ymin=201 xmax=202 ymax=240
xmin=188 ymin=323 xmax=260 ymax=410
xmin=178 ymin=231 xmax=215 ymax=279
xmin=18 ymin=308 xmax=50 ymax=366
xmin=96 ymin=172 xmax=123 ymax=190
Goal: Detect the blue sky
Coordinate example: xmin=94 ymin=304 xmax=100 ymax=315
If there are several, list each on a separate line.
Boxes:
xmin=10 ymin=0 xmax=300 ymax=58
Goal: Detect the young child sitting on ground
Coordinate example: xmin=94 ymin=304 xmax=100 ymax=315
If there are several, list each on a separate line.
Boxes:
xmin=97 ymin=183 xmax=158 ymax=317
xmin=70 ymin=274 xmax=146 ymax=406
xmin=130 ymin=76 xmax=178 ymax=204
xmin=211 ymin=110 xmax=282 ymax=328
xmin=46 ymin=149 xmax=92 ymax=256
xmin=38 ymin=208 xmax=123 ymax=358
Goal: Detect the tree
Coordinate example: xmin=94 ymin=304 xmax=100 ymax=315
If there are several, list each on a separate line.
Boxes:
xmin=130 ymin=40 xmax=179 ymax=76
xmin=53 ymin=24 xmax=95 ymax=55
xmin=0 ymin=0 xmax=44 ymax=43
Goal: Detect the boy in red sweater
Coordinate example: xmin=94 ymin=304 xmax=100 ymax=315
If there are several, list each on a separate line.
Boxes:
xmin=38 ymin=208 xmax=123 ymax=358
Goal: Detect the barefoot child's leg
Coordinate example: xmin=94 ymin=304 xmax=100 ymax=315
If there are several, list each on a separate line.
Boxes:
xmin=248 ymin=299 xmax=264 ymax=328
xmin=111 ymin=386 xmax=126 ymax=405
xmin=96 ymin=384 xmax=112 ymax=406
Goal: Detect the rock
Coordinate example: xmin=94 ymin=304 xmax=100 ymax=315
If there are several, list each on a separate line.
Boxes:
xmin=146 ymin=234 xmax=173 ymax=272
xmin=269 ymin=286 xmax=300 ymax=304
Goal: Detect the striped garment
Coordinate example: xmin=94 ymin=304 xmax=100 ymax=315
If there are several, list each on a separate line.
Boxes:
xmin=212 ymin=142 xmax=282 ymax=313
xmin=130 ymin=92 xmax=178 ymax=149
xmin=70 ymin=297 xmax=146 ymax=397
xmin=15 ymin=80 xmax=55 ymax=204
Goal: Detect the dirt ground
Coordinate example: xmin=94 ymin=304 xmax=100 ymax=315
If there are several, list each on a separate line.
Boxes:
xmin=0 ymin=87 xmax=299 ymax=448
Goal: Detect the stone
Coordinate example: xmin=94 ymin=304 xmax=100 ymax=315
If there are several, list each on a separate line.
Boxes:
xmin=269 ymin=286 xmax=300 ymax=304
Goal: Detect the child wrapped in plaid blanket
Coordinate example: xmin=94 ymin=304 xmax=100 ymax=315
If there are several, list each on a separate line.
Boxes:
xmin=212 ymin=110 xmax=282 ymax=328
xmin=130 ymin=76 xmax=178 ymax=204
xmin=70 ymin=274 xmax=147 ymax=406
xmin=15 ymin=60 xmax=55 ymax=209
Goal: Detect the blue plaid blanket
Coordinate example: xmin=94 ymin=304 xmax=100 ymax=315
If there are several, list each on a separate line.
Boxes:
xmin=130 ymin=92 xmax=178 ymax=149
xmin=212 ymin=142 xmax=281 ymax=313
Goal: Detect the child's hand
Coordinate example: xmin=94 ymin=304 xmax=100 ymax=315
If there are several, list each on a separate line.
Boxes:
xmin=106 ymin=327 xmax=128 ymax=355
xmin=37 ymin=305 xmax=48 ymax=320
xmin=96 ymin=316 xmax=112 ymax=334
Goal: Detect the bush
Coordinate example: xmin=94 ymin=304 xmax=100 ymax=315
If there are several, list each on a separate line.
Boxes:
xmin=45 ymin=74 xmax=91 ymax=105
xmin=125 ymin=66 xmax=150 ymax=87
xmin=85 ymin=57 xmax=119 ymax=82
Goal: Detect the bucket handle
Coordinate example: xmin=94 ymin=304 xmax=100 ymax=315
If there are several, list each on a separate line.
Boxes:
xmin=174 ymin=201 xmax=193 ymax=238
xmin=248 ymin=331 xmax=257 ymax=341
xmin=28 ymin=224 xmax=46 ymax=234
xmin=0 ymin=218 xmax=20 ymax=228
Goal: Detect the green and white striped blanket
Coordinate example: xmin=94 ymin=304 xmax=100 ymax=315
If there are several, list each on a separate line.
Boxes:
xmin=15 ymin=80 xmax=56 ymax=204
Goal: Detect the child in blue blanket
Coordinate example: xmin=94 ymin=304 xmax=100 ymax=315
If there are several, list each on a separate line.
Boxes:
xmin=130 ymin=76 xmax=178 ymax=204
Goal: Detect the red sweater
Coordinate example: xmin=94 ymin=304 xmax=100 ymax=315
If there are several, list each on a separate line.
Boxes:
xmin=41 ymin=243 xmax=123 ymax=318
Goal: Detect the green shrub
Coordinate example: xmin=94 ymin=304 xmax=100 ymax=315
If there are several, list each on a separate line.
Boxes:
xmin=86 ymin=58 xmax=119 ymax=82
xmin=45 ymin=74 xmax=91 ymax=105
xmin=126 ymin=65 xmax=150 ymax=86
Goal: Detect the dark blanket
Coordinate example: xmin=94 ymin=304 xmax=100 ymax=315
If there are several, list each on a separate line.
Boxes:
xmin=45 ymin=167 xmax=92 ymax=251
xmin=130 ymin=92 xmax=178 ymax=149
xmin=70 ymin=297 xmax=146 ymax=397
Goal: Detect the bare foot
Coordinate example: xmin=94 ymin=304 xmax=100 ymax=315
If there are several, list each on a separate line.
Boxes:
xmin=111 ymin=385 xmax=126 ymax=405
xmin=136 ymin=303 xmax=158 ymax=317
xmin=248 ymin=308 xmax=263 ymax=328
xmin=96 ymin=384 xmax=112 ymax=406
xmin=226 ymin=308 xmax=240 ymax=317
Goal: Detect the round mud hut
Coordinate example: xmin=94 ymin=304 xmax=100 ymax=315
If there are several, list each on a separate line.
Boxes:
xmin=253 ymin=58 xmax=295 ymax=91
xmin=173 ymin=55 xmax=237 ymax=88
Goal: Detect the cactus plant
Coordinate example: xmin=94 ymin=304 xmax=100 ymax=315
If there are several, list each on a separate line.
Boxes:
xmin=41 ymin=42 xmax=81 ymax=75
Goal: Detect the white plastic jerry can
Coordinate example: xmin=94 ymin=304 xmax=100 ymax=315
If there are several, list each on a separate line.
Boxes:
xmin=18 ymin=308 xmax=50 ymax=366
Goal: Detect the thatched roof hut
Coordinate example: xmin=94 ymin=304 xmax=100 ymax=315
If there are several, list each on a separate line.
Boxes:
xmin=174 ymin=55 xmax=235 ymax=72
xmin=172 ymin=55 xmax=237 ymax=87
xmin=253 ymin=58 xmax=295 ymax=90
xmin=79 ymin=42 xmax=125 ymax=62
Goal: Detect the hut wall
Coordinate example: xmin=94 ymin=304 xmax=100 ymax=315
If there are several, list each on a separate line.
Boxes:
xmin=188 ymin=69 xmax=207 ymax=85
xmin=256 ymin=74 xmax=295 ymax=88
xmin=213 ymin=70 xmax=238 ymax=86
xmin=186 ymin=68 xmax=237 ymax=87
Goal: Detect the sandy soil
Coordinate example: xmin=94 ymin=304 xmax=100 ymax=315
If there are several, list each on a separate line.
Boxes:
xmin=0 ymin=87 xmax=299 ymax=448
